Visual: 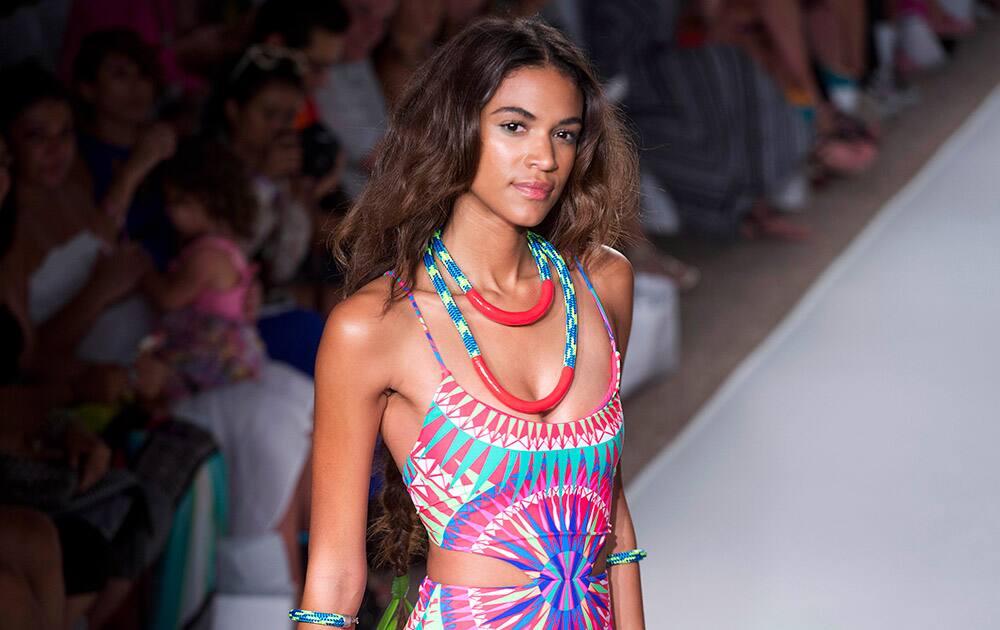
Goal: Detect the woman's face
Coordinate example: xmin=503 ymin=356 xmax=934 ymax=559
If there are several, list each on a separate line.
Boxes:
xmin=165 ymin=188 xmax=211 ymax=239
xmin=463 ymin=65 xmax=583 ymax=228
xmin=226 ymin=82 xmax=304 ymax=152
xmin=8 ymin=99 xmax=76 ymax=189
xmin=82 ymin=52 xmax=156 ymax=127
xmin=343 ymin=0 xmax=397 ymax=61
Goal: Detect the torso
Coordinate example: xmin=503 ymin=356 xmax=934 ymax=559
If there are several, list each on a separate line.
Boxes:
xmin=370 ymin=249 xmax=631 ymax=586
xmin=12 ymin=171 xmax=114 ymax=326
xmin=14 ymin=166 xmax=113 ymax=275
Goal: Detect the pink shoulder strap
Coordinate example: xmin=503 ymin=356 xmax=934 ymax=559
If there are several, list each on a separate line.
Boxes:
xmin=385 ymin=271 xmax=449 ymax=376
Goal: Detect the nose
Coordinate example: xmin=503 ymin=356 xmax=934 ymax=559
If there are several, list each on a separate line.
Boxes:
xmin=526 ymin=133 xmax=557 ymax=172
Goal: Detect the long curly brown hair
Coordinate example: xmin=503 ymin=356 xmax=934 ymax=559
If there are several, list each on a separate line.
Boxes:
xmin=339 ymin=15 xmax=640 ymax=606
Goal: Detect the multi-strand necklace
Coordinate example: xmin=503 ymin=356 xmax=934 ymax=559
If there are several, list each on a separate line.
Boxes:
xmin=430 ymin=230 xmax=554 ymax=326
xmin=423 ymin=230 xmax=577 ymax=415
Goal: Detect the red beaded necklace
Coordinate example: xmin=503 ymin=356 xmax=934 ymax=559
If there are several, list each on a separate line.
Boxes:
xmin=429 ymin=230 xmax=554 ymax=326
xmin=423 ymin=231 xmax=578 ymax=415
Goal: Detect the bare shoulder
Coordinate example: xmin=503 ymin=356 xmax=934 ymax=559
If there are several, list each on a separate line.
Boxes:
xmin=321 ymin=275 xmax=397 ymax=357
xmin=582 ymin=245 xmax=634 ymax=320
xmin=316 ymin=275 xmax=407 ymax=387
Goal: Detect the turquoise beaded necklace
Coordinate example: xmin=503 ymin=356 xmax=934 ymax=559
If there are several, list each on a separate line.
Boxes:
xmin=430 ymin=229 xmax=554 ymax=326
xmin=422 ymin=230 xmax=578 ymax=414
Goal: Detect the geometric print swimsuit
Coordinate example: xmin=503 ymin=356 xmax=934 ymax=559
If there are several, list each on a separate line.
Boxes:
xmin=399 ymin=266 xmax=623 ymax=629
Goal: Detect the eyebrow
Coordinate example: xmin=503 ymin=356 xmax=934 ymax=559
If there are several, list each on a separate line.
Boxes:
xmin=489 ymin=106 xmax=583 ymax=126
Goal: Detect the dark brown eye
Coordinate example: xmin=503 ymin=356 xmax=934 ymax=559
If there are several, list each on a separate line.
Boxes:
xmin=555 ymin=129 xmax=579 ymax=144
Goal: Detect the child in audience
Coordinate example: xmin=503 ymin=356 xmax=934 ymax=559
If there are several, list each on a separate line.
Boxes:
xmin=141 ymin=140 xmax=264 ymax=400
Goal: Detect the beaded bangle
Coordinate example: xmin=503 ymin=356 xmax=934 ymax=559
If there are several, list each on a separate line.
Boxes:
xmin=606 ymin=548 xmax=648 ymax=566
xmin=288 ymin=609 xmax=359 ymax=627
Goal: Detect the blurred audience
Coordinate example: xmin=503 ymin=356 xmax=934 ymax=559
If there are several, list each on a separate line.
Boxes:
xmin=374 ymin=0 xmax=446 ymax=108
xmin=73 ymin=29 xmax=179 ymax=270
xmin=315 ymin=0 xmax=395 ymax=200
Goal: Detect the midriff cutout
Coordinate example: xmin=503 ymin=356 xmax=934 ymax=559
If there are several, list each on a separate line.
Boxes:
xmin=425 ymin=544 xmax=610 ymax=589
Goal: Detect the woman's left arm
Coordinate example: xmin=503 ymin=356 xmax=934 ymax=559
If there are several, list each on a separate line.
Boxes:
xmin=592 ymin=247 xmax=645 ymax=628
xmin=609 ymin=470 xmax=645 ymax=628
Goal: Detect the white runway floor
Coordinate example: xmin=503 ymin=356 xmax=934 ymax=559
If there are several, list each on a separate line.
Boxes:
xmin=629 ymin=87 xmax=1000 ymax=629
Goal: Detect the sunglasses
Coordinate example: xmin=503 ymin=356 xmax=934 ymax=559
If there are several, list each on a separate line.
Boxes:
xmin=229 ymin=44 xmax=307 ymax=83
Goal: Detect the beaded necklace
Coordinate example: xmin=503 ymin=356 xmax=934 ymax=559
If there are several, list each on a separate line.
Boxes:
xmin=430 ymin=229 xmax=554 ymax=326
xmin=422 ymin=230 xmax=577 ymax=414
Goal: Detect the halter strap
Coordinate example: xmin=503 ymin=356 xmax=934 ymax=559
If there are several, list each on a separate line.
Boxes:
xmin=574 ymin=258 xmax=617 ymax=347
xmin=385 ymin=271 xmax=448 ymax=375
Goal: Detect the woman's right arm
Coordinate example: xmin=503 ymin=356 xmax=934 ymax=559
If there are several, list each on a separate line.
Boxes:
xmin=298 ymin=290 xmax=394 ymax=625
xmin=25 ymin=243 xmax=149 ymax=377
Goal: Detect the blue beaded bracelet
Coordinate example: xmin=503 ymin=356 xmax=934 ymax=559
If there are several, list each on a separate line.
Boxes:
xmin=606 ymin=548 xmax=648 ymax=566
xmin=288 ymin=609 xmax=359 ymax=627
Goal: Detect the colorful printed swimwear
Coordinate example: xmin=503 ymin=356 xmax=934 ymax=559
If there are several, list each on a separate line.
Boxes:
xmin=398 ymin=266 xmax=623 ymax=629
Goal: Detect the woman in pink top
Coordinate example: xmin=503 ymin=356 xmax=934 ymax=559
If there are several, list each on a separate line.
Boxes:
xmin=142 ymin=139 xmax=264 ymax=400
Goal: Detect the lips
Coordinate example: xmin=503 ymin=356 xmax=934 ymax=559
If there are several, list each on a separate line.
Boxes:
xmin=512 ymin=181 xmax=555 ymax=201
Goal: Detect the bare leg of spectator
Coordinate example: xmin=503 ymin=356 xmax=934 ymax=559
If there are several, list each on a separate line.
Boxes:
xmin=0 ymin=507 xmax=65 ymax=630
xmin=757 ymin=0 xmax=824 ymax=108
xmin=806 ymin=0 xmax=868 ymax=79
xmin=85 ymin=578 xmax=134 ymax=629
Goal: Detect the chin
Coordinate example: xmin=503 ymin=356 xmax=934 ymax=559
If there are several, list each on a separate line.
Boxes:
xmin=502 ymin=207 xmax=551 ymax=229
xmin=500 ymin=198 xmax=559 ymax=228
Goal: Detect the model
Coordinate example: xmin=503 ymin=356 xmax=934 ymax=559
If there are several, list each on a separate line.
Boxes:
xmin=294 ymin=17 xmax=646 ymax=629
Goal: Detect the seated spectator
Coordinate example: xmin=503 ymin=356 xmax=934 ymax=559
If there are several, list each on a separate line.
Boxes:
xmin=701 ymin=0 xmax=878 ymax=179
xmin=250 ymin=0 xmax=353 ymax=311
xmin=583 ymin=0 xmax=814 ymax=240
xmin=59 ymin=0 xmax=206 ymax=100
xmin=315 ymin=0 xmax=395 ymax=200
xmin=250 ymin=0 xmax=349 ymax=208
xmin=212 ymin=44 xmax=329 ymax=373
xmin=0 ymin=61 xmax=150 ymax=374
xmin=142 ymin=140 xmax=266 ymax=401
xmin=374 ymin=0 xmax=446 ymax=108
xmin=215 ymin=46 xmax=312 ymax=291
xmin=0 ymin=127 xmax=146 ymax=629
xmin=3 ymin=62 xmax=314 ymax=595
xmin=73 ymin=28 xmax=179 ymax=270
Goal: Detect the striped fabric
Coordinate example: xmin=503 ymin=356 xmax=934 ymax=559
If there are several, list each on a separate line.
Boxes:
xmin=584 ymin=0 xmax=813 ymax=239
xmin=149 ymin=452 xmax=228 ymax=630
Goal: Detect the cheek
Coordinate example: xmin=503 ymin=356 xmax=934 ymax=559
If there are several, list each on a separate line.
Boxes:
xmin=554 ymin=144 xmax=578 ymax=184
xmin=17 ymin=142 xmax=49 ymax=176
xmin=478 ymin=134 xmax=520 ymax=178
xmin=54 ymin=136 xmax=75 ymax=164
xmin=242 ymin=111 xmax=272 ymax=144
xmin=102 ymin=80 xmax=129 ymax=102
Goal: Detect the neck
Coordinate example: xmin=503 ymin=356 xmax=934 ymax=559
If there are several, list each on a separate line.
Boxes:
xmin=91 ymin=116 xmax=141 ymax=147
xmin=440 ymin=194 xmax=538 ymax=293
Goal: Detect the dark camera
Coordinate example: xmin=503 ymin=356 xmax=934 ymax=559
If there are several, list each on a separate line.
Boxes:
xmin=300 ymin=122 xmax=341 ymax=179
